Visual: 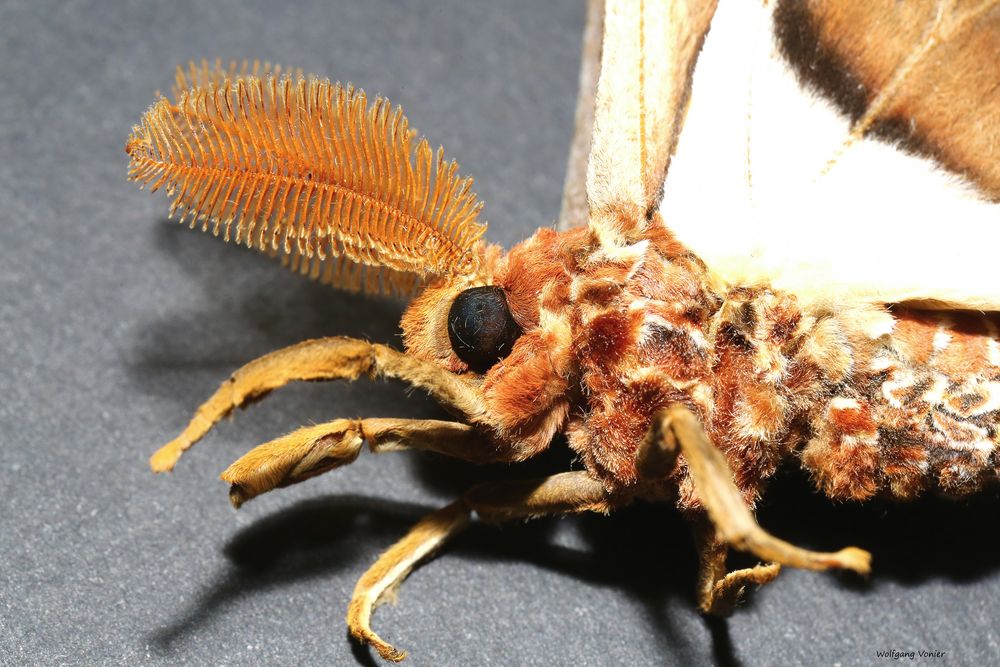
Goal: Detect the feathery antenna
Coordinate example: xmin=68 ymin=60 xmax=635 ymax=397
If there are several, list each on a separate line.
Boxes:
xmin=126 ymin=64 xmax=487 ymax=295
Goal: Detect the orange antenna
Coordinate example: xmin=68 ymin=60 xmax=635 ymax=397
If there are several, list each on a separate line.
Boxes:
xmin=126 ymin=70 xmax=487 ymax=295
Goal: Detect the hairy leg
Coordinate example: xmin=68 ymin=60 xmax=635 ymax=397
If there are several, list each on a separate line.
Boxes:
xmin=347 ymin=472 xmax=613 ymax=662
xmin=221 ymin=418 xmax=507 ymax=507
xmin=637 ymin=405 xmax=871 ymax=574
xmin=692 ymin=516 xmax=780 ymax=616
xmin=150 ymin=336 xmax=485 ymax=472
xmin=635 ymin=410 xmax=780 ymax=612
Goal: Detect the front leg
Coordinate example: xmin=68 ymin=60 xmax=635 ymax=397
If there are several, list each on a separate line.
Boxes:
xmin=221 ymin=417 xmax=510 ymax=507
xmin=150 ymin=337 xmax=486 ymax=472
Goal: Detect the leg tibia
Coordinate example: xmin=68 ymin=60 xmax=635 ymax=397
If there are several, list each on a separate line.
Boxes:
xmin=150 ymin=337 xmax=484 ymax=472
xmin=640 ymin=405 xmax=871 ymax=575
xmin=347 ymin=501 xmax=470 ymax=663
xmin=222 ymin=419 xmax=364 ymax=508
xmin=348 ymin=471 xmax=613 ymax=662
xmin=464 ymin=471 xmax=612 ymax=521
xmin=222 ymin=418 xmax=506 ymax=507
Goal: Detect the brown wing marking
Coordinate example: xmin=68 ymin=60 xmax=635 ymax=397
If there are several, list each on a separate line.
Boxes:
xmin=775 ymin=0 xmax=1000 ymax=199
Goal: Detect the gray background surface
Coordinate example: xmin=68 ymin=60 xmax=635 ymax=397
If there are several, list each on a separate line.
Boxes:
xmin=2 ymin=1 xmax=999 ymax=665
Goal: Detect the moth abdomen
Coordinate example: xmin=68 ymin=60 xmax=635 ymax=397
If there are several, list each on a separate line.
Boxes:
xmin=803 ymin=309 xmax=1000 ymax=501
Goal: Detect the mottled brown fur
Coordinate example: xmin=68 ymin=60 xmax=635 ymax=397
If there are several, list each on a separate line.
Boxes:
xmin=402 ymin=227 xmax=1000 ymax=510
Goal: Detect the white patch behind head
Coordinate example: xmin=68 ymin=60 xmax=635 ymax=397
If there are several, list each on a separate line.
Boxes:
xmin=660 ymin=0 xmax=1000 ymax=310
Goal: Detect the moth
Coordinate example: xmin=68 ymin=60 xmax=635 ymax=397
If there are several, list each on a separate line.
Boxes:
xmin=124 ymin=0 xmax=1000 ymax=662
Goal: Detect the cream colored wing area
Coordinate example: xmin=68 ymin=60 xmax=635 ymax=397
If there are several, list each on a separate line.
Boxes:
xmin=659 ymin=0 xmax=1000 ymax=310
xmin=587 ymin=0 xmax=717 ymax=244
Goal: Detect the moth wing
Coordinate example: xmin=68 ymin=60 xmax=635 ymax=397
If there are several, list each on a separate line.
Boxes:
xmin=584 ymin=0 xmax=718 ymax=243
xmin=659 ymin=0 xmax=1000 ymax=311
xmin=557 ymin=0 xmax=603 ymax=232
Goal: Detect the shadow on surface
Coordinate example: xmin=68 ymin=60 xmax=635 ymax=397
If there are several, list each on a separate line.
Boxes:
xmin=147 ymin=495 xmax=431 ymax=656
xmin=757 ymin=468 xmax=1000 ymax=586
xmin=125 ymin=223 xmax=406 ymax=389
xmin=145 ymin=488 xmax=705 ymax=663
xmin=145 ymin=459 xmax=1000 ymax=666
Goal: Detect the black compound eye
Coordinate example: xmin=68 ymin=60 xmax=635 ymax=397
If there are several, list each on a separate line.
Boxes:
xmin=448 ymin=286 xmax=522 ymax=373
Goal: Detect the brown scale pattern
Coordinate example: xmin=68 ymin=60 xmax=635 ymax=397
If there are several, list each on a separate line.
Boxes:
xmin=401 ymin=223 xmax=1000 ymax=509
xmin=804 ymin=309 xmax=1000 ymax=501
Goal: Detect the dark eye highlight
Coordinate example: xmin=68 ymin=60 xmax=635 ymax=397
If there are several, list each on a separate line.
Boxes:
xmin=447 ymin=286 xmax=522 ymax=373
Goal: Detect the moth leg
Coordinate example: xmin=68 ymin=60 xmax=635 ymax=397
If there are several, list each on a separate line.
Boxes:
xmin=150 ymin=336 xmax=484 ymax=472
xmin=348 ymin=471 xmax=612 ymax=662
xmin=221 ymin=418 xmax=506 ymax=508
xmin=692 ymin=516 xmax=780 ymax=616
xmin=635 ymin=411 xmax=780 ymax=613
xmin=647 ymin=405 xmax=871 ymax=574
xmin=348 ymin=501 xmax=470 ymax=663
xmin=634 ymin=406 xmax=680 ymax=480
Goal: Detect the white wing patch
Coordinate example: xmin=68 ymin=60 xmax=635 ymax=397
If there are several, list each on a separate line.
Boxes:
xmin=659 ymin=0 xmax=1000 ymax=310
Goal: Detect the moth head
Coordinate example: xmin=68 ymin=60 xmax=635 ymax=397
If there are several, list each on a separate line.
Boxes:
xmin=125 ymin=62 xmax=537 ymax=375
xmin=399 ymin=241 xmax=524 ymax=374
xmin=401 ymin=226 xmax=569 ymax=375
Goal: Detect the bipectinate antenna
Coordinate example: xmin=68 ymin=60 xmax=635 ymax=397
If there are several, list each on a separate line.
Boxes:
xmin=126 ymin=64 xmax=488 ymax=296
